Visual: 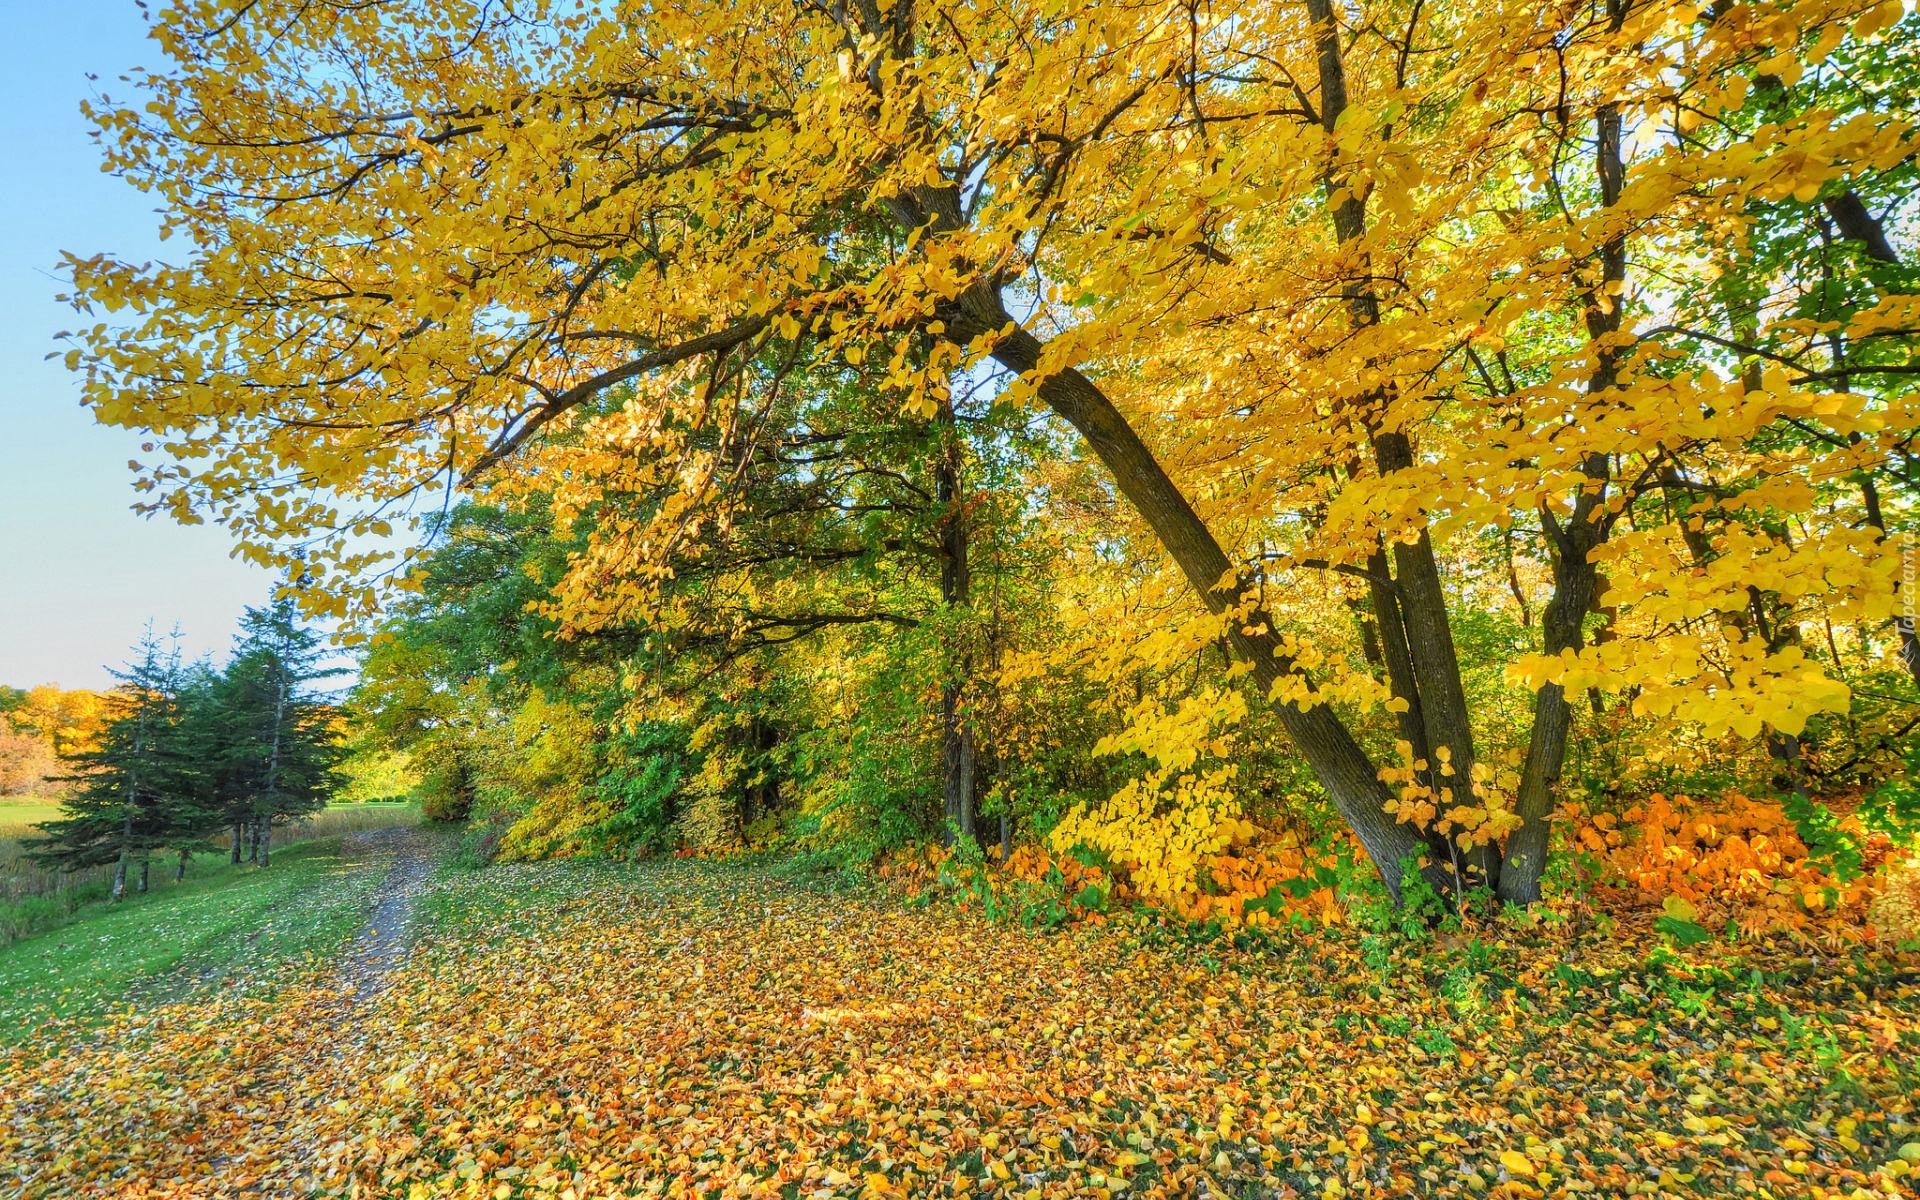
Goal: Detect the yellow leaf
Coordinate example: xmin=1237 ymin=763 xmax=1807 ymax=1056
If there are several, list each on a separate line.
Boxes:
xmin=1500 ymin=1150 xmax=1536 ymax=1177
xmin=1662 ymin=895 xmax=1699 ymax=924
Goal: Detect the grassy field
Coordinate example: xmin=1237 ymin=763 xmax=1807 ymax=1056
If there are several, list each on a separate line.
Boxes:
xmin=0 ymin=834 xmax=412 ymax=1044
xmin=0 ymin=800 xmax=67 ymax=841
xmin=0 ymin=795 xmax=419 ymax=840
xmin=0 ymin=801 xmax=425 ymax=947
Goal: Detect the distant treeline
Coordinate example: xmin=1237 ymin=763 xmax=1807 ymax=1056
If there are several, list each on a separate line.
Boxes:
xmin=0 ymin=686 xmax=106 ymax=795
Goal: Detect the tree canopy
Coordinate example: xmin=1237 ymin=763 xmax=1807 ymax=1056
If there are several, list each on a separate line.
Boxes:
xmin=65 ymin=0 xmax=1920 ymax=904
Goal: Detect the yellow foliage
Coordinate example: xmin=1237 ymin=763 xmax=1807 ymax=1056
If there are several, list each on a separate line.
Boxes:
xmin=1868 ymin=859 xmax=1920 ymax=946
xmin=51 ymin=0 xmax=1920 ymax=905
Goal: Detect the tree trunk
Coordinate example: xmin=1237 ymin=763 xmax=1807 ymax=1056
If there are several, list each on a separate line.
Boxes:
xmin=1823 ymin=190 xmax=1900 ymax=266
xmin=1499 ymin=82 xmax=1628 ymax=904
xmin=260 ymin=658 xmax=288 ymax=865
xmin=742 ymin=718 xmax=780 ymax=830
xmin=935 ymin=382 xmax=978 ymax=845
xmin=1357 ymin=554 xmax=1467 ymax=872
xmin=138 ymin=857 xmax=150 ymax=895
xmin=249 ymin=817 xmax=261 ymax=865
xmin=115 ymin=692 xmax=150 ymax=904
xmin=1861 ymin=475 xmax=1920 ymax=689
xmin=1768 ymin=732 xmax=1813 ymax=800
xmin=951 ymin=305 xmax=1443 ymax=898
xmin=1346 ymin=595 xmax=1385 ymax=670
xmin=1366 ymin=554 xmax=1437 ymax=802
xmin=1312 ymin=0 xmax=1494 ymax=887
xmin=112 ymin=841 xmax=130 ymax=903
xmin=1830 ymin=222 xmax=1917 ymax=686
xmin=1376 ymin=452 xmax=1493 ymax=888
xmin=902 ymin=51 xmax=1443 ymax=900
xmin=230 ymin=822 xmax=243 ymax=865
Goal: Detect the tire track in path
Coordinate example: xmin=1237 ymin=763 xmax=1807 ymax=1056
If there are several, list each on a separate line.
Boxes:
xmin=329 ymin=826 xmax=441 ymax=1002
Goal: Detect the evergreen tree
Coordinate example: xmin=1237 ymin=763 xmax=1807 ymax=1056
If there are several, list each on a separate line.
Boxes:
xmin=26 ymin=629 xmax=191 ymax=900
xmin=161 ymin=663 xmax=232 ymax=880
xmin=213 ymin=597 xmax=344 ymax=865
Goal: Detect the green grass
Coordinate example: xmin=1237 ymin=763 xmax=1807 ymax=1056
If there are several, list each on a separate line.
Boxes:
xmin=0 ymin=800 xmax=424 ymax=921
xmin=0 ymin=798 xmax=418 ymax=840
xmin=0 ymin=837 xmax=387 ymax=1043
xmin=0 ymin=801 xmax=66 ymax=841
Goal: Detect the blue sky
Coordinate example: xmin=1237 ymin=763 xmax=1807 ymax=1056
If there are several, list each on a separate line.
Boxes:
xmin=0 ymin=0 xmax=274 ymax=690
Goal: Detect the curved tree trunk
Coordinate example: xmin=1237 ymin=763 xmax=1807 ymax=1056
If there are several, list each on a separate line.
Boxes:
xmin=946 ymin=296 xmax=1443 ymax=898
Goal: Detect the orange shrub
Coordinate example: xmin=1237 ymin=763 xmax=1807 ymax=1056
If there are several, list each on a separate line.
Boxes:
xmin=1565 ymin=793 xmax=1908 ymax=940
xmin=875 ymin=792 xmax=1918 ymax=943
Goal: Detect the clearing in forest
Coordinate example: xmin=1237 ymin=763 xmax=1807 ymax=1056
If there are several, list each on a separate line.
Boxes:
xmin=2 ymin=858 xmax=1917 ymax=1199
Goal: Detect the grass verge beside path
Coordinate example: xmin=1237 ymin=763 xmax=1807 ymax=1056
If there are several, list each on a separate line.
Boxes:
xmin=0 ymin=838 xmax=388 ymax=1043
xmin=0 ymin=801 xmax=425 ymax=939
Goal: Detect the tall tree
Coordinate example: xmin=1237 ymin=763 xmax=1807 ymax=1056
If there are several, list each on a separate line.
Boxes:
xmin=212 ymin=597 xmax=344 ymax=865
xmin=27 ymin=630 xmax=191 ymax=900
xmin=67 ymin=0 xmax=1919 ymax=901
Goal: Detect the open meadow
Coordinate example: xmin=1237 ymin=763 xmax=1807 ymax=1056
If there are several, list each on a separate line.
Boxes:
xmin=0 ymin=801 xmax=425 ymax=945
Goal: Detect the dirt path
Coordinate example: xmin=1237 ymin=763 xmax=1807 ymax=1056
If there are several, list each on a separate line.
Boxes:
xmin=329 ymin=826 xmax=442 ymax=1001
xmin=183 ymin=827 xmax=448 ymax=1196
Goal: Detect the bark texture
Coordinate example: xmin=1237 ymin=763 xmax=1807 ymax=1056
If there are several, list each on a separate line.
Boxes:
xmin=935 ymin=387 xmax=978 ymax=844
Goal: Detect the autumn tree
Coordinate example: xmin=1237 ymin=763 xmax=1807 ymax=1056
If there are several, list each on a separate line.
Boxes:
xmin=0 ymin=685 xmax=110 ymax=793
xmin=67 ymin=0 xmax=1919 ymax=901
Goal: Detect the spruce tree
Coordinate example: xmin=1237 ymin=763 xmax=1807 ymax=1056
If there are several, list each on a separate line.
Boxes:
xmin=161 ymin=663 xmax=231 ymax=880
xmin=214 ymin=597 xmax=344 ymax=864
xmin=27 ymin=629 xmax=190 ymax=900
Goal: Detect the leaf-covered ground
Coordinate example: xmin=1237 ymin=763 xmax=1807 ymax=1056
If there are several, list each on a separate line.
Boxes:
xmin=3 ymin=859 xmax=1918 ymax=1199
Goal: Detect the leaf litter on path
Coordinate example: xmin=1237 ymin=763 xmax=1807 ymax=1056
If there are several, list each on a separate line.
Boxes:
xmin=2 ymin=859 xmax=1917 ymax=1199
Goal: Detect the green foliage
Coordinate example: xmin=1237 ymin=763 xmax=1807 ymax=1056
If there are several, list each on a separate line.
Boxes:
xmin=418 ymin=753 xmax=476 ymax=823
xmin=1653 ymin=914 xmax=1714 ymax=947
xmin=331 ymin=744 xmax=418 ymax=805
xmin=26 ymin=603 xmax=345 ymax=889
xmin=205 ymin=597 xmax=346 ymax=834
xmin=25 ymin=630 xmax=200 ymax=885
xmin=1784 ymin=791 xmax=1866 ymax=887
xmin=1863 ymin=747 xmax=1920 ymax=847
xmin=1335 ymin=848 xmax=1448 ymax=939
xmin=583 ymin=724 xmax=687 ymax=854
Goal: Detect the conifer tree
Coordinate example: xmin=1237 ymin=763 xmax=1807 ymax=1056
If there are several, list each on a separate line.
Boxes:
xmin=212 ymin=597 xmax=344 ymax=865
xmin=162 ymin=663 xmax=232 ymax=880
xmin=27 ymin=629 xmax=190 ymax=900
